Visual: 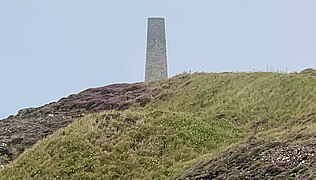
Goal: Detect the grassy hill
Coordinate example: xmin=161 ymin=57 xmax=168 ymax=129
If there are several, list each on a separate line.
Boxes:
xmin=1 ymin=72 xmax=316 ymax=179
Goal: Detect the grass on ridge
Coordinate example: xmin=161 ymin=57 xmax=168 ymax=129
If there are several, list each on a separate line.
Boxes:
xmin=148 ymin=72 xmax=316 ymax=129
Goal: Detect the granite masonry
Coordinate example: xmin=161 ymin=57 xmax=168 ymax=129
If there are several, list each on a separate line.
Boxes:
xmin=145 ymin=17 xmax=168 ymax=83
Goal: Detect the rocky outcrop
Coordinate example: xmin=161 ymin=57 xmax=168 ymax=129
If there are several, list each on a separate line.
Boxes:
xmin=180 ymin=138 xmax=316 ymax=180
xmin=0 ymin=83 xmax=159 ymax=165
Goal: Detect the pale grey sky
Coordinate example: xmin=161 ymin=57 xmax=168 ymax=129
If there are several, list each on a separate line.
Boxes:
xmin=1 ymin=0 xmax=316 ymax=119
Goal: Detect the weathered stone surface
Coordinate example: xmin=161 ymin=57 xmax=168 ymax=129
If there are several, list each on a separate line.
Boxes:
xmin=179 ymin=137 xmax=316 ymax=180
xmin=0 ymin=83 xmax=159 ymax=165
xmin=145 ymin=17 xmax=168 ymax=82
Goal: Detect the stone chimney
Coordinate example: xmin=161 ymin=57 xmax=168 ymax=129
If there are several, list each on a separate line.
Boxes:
xmin=145 ymin=17 xmax=168 ymax=82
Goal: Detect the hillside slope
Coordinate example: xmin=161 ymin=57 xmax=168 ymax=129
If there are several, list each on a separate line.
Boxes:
xmin=179 ymin=114 xmax=316 ymax=179
xmin=1 ymin=72 xmax=316 ymax=179
xmin=0 ymin=83 xmax=158 ymax=165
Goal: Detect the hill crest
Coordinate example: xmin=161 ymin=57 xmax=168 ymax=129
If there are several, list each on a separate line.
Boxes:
xmin=1 ymin=72 xmax=316 ymax=179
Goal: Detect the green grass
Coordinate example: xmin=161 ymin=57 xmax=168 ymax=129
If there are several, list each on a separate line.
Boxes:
xmin=148 ymin=72 xmax=316 ymax=129
xmin=0 ymin=111 xmax=246 ymax=179
xmin=1 ymin=72 xmax=316 ymax=179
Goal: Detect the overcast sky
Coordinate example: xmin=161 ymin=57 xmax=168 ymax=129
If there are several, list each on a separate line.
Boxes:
xmin=1 ymin=0 xmax=316 ymax=119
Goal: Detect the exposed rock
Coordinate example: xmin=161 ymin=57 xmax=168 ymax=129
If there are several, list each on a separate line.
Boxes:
xmin=16 ymin=108 xmax=37 ymax=117
xmin=179 ymin=138 xmax=316 ymax=180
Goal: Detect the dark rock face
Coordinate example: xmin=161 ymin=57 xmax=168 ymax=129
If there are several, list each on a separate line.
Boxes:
xmin=180 ymin=139 xmax=316 ymax=180
xmin=0 ymin=83 xmax=159 ymax=165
